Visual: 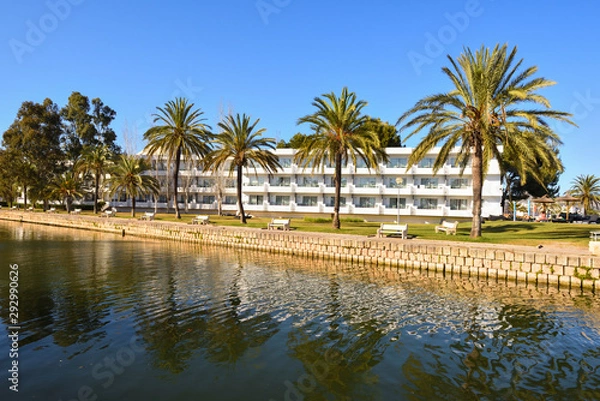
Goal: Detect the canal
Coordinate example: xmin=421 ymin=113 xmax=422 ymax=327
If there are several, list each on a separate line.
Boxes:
xmin=1 ymin=221 xmax=599 ymax=400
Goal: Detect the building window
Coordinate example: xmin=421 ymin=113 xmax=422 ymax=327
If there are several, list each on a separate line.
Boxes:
xmin=271 ymin=177 xmax=291 ymax=186
xmin=389 ymin=198 xmax=406 ymax=209
xmin=449 ymin=178 xmax=469 ymax=189
xmin=298 ymin=177 xmax=319 ymax=187
xmin=248 ymin=176 xmax=265 ymax=186
xmin=356 ymin=177 xmax=377 ymax=188
xmin=325 ymin=177 xmax=347 ymax=187
xmin=158 ymin=195 xmax=168 ymax=203
xmin=418 ymin=158 xmax=435 ymax=168
xmin=272 ymin=195 xmax=290 ymax=205
xmin=358 ymin=197 xmax=376 ymax=208
xmin=387 ymin=177 xmax=406 ymax=188
xmin=387 ymin=157 xmax=407 ymax=168
xmin=248 ymin=195 xmax=263 ymax=205
xmin=198 ymin=178 xmax=214 ymax=188
xmin=225 ymin=179 xmax=236 ymax=188
xmin=420 ymin=178 xmax=439 ymax=189
xmin=450 ymin=199 xmax=468 ymax=210
xmin=224 ymin=196 xmax=237 ymax=205
xmin=279 ymin=158 xmax=292 ymax=168
xmin=201 ymin=196 xmax=215 ymax=204
xmin=418 ymin=198 xmax=438 ymax=209
xmin=325 ymin=197 xmax=346 ymax=207
xmin=299 ymin=196 xmax=318 ymax=206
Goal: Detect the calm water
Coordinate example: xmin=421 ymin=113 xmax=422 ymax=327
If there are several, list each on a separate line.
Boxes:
xmin=1 ymin=222 xmax=600 ymax=401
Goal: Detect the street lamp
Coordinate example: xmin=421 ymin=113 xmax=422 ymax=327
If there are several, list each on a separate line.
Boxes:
xmin=395 ymin=177 xmax=402 ymax=223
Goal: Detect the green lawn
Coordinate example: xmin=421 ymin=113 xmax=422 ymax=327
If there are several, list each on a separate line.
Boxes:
xmin=101 ymin=211 xmax=594 ymax=249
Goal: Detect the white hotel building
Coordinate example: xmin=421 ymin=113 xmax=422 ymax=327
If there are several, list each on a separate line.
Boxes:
xmin=120 ymin=147 xmax=503 ymax=222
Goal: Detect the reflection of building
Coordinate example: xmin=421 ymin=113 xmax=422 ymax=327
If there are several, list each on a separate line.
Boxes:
xmin=112 ymin=147 xmax=503 ymax=221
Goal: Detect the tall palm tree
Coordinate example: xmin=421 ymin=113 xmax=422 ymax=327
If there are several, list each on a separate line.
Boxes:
xmin=204 ymin=113 xmax=280 ymax=224
xmin=296 ymin=87 xmax=387 ymax=229
xmin=570 ymin=174 xmax=600 ymax=215
xmin=80 ymin=144 xmax=113 ymax=213
xmin=107 ymin=154 xmax=160 ymax=217
xmin=398 ymin=44 xmax=574 ymax=237
xmin=50 ymin=171 xmax=83 ymax=213
xmin=143 ymin=98 xmax=212 ymax=219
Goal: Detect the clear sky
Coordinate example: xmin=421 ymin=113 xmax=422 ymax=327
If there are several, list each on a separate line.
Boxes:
xmin=1 ymin=0 xmax=598 ymax=191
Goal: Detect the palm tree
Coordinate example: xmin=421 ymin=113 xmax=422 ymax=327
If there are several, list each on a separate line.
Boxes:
xmin=143 ymin=98 xmax=212 ymax=219
xmin=204 ymin=113 xmax=280 ymax=224
xmin=106 ymin=155 xmax=160 ymax=217
xmin=296 ymin=87 xmax=387 ymax=229
xmin=80 ymin=144 xmax=113 ymax=213
xmin=50 ymin=171 xmax=83 ymax=213
xmin=570 ymin=174 xmax=600 ymax=215
xmin=398 ymin=44 xmax=574 ymax=237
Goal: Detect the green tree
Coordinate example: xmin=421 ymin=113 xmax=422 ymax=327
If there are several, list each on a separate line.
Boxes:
xmin=569 ymin=174 xmax=600 ymax=215
xmin=50 ymin=171 xmax=83 ymax=212
xmin=296 ymin=87 xmax=387 ymax=229
xmin=107 ymin=155 xmax=160 ymax=217
xmin=204 ymin=113 xmax=280 ymax=224
xmin=2 ymin=98 xmax=65 ymax=208
xmin=0 ymin=150 xmax=20 ymax=206
xmin=79 ymin=145 xmax=113 ymax=213
xmin=363 ymin=117 xmax=401 ymax=147
xmin=398 ymin=44 xmax=573 ymax=237
xmin=143 ymin=98 xmax=213 ymax=219
xmin=61 ymin=92 xmax=119 ymax=160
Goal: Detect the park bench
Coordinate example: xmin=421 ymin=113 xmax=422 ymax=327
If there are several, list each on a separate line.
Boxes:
xmin=70 ymin=208 xmax=82 ymax=215
xmin=377 ymin=223 xmax=408 ymax=239
xmin=191 ymin=215 xmax=210 ymax=225
xmin=268 ymin=218 xmax=290 ymax=230
xmin=46 ymin=207 xmax=57 ymax=214
xmin=435 ymin=220 xmax=458 ymax=235
xmin=100 ymin=207 xmax=117 ymax=218
xmin=140 ymin=212 xmax=155 ymax=221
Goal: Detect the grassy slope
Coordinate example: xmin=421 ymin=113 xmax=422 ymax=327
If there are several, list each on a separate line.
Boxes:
xmin=91 ymin=211 xmax=594 ymax=249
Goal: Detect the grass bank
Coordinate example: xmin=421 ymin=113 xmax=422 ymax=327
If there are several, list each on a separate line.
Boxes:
xmin=73 ymin=211 xmax=593 ymax=249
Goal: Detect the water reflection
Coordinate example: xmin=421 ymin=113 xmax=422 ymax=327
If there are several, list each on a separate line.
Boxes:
xmin=1 ymin=222 xmax=600 ymax=400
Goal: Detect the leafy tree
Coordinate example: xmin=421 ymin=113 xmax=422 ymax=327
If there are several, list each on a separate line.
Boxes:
xmin=61 ymin=92 xmax=120 ymax=160
xmin=363 ymin=117 xmax=401 ymax=147
xmin=296 ymin=87 xmax=387 ymax=229
xmin=79 ymin=145 xmax=113 ymax=213
xmin=398 ymin=44 xmax=573 ymax=237
xmin=2 ymin=98 xmax=65 ymax=208
xmin=204 ymin=113 xmax=280 ymax=224
xmin=569 ymin=174 xmax=600 ymax=215
xmin=143 ymin=98 xmax=213 ymax=219
xmin=0 ymin=150 xmax=20 ymax=206
xmin=106 ymin=155 xmax=160 ymax=217
xmin=50 ymin=171 xmax=83 ymax=212
xmin=276 ymin=132 xmax=309 ymax=149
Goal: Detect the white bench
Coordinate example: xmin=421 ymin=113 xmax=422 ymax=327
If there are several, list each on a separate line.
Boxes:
xmin=46 ymin=207 xmax=57 ymax=214
xmin=100 ymin=207 xmax=117 ymax=218
xmin=140 ymin=212 xmax=155 ymax=221
xmin=191 ymin=215 xmax=210 ymax=225
xmin=377 ymin=223 xmax=408 ymax=239
xmin=435 ymin=220 xmax=458 ymax=235
xmin=268 ymin=218 xmax=290 ymax=230
xmin=590 ymin=231 xmax=600 ymax=241
xmin=70 ymin=208 xmax=82 ymax=215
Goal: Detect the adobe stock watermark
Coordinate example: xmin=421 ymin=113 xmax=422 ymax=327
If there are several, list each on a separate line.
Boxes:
xmin=406 ymin=0 xmax=486 ymax=76
xmin=59 ymin=335 xmax=145 ymax=401
xmin=256 ymin=0 xmax=292 ymax=25
xmin=9 ymin=0 xmax=85 ymax=65
xmin=553 ymin=89 xmax=600 ymax=134
xmin=268 ymin=348 xmax=343 ymax=401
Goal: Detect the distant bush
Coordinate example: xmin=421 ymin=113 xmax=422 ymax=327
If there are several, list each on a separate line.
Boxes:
xmin=304 ymin=217 xmax=332 ymax=223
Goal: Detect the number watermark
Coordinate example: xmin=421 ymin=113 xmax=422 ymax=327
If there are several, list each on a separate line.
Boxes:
xmin=7 ymin=263 xmax=20 ymax=393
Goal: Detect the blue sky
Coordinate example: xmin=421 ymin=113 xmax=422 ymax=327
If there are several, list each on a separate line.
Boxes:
xmin=1 ymin=0 xmax=599 ymax=191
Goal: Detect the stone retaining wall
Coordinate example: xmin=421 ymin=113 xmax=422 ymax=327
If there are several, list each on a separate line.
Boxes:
xmin=1 ymin=211 xmax=598 ymax=291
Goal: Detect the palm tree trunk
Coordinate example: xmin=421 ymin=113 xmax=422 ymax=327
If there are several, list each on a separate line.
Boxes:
xmin=333 ymin=152 xmax=342 ymax=229
xmin=471 ymin=137 xmax=483 ymax=238
xmin=131 ymin=197 xmax=136 ymax=217
xmin=94 ymin=173 xmax=100 ymax=214
xmin=173 ymin=147 xmax=182 ymax=219
xmin=237 ymin=164 xmax=246 ymax=224
xmin=23 ymin=184 xmax=28 ymax=210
